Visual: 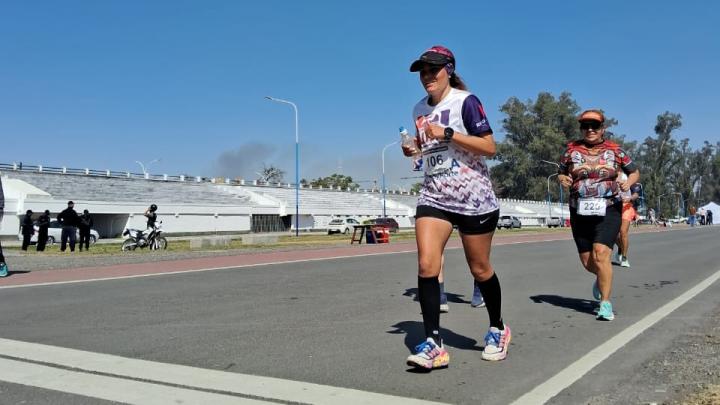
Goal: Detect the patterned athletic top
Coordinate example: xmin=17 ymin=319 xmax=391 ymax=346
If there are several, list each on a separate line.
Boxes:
xmin=559 ymin=139 xmax=637 ymax=207
xmin=413 ymin=87 xmax=498 ymax=215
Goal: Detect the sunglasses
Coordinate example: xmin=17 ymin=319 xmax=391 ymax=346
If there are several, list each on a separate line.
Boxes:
xmin=579 ymin=121 xmax=603 ymax=131
xmin=419 ymin=64 xmax=445 ymax=74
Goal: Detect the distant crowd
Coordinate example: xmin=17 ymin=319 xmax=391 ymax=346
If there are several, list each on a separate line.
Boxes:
xmin=20 ymin=200 xmax=95 ymax=252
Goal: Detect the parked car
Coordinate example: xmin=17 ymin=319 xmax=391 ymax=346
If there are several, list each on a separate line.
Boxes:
xmin=365 ymin=217 xmax=400 ymax=233
xmin=668 ymin=216 xmax=688 ymax=224
xmin=327 ymin=218 xmax=362 ymax=234
xmin=19 ymin=220 xmax=100 ymax=246
xmin=547 ymin=217 xmax=562 ymax=228
xmin=498 ymin=215 xmax=521 ymax=229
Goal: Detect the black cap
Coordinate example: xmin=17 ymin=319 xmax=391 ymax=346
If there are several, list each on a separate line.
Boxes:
xmin=68 ymin=200 xmax=74 ymax=205
xmin=409 ymin=46 xmax=456 ymax=72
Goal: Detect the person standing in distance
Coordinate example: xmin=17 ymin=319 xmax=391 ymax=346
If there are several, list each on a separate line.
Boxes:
xmin=36 ymin=210 xmax=51 ymax=251
xmin=0 ymin=176 xmax=8 ymax=277
xmin=143 ymin=204 xmax=158 ymax=245
xmin=78 ymin=209 xmax=94 ymax=252
xmin=558 ymin=110 xmax=640 ymax=321
xmin=21 ymin=210 xmax=34 ymax=251
xmin=57 ymin=201 xmax=80 ymax=252
xmin=403 ymin=46 xmax=510 ymax=370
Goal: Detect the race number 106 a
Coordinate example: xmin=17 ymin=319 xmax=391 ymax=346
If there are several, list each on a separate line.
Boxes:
xmin=577 ymin=197 xmax=606 ymax=216
xmin=424 ymin=152 xmax=452 ymax=175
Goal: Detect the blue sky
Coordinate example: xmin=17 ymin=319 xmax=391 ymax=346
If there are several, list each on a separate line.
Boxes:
xmin=2 ymin=1 xmax=718 ymax=190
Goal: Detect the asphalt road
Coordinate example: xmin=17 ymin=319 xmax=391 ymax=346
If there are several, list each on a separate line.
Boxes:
xmin=0 ymin=226 xmax=718 ymax=404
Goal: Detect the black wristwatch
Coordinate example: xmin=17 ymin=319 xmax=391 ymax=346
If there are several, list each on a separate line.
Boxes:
xmin=444 ymin=127 xmax=455 ymax=141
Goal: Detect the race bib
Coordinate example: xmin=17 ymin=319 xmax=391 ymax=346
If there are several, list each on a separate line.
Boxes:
xmin=577 ymin=198 xmax=606 ymax=216
xmin=423 ymin=147 xmax=453 ymax=176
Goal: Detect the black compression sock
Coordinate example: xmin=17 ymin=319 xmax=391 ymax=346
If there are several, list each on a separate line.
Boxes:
xmin=418 ymin=276 xmax=442 ymax=344
xmin=475 ymin=273 xmax=504 ymax=329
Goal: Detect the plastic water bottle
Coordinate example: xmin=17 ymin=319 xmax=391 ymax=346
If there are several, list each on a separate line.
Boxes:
xmin=400 ymin=126 xmax=423 ymax=171
xmin=400 ymin=127 xmax=419 ymax=157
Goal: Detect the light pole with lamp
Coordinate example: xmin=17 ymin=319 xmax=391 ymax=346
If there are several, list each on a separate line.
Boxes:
xmin=546 ymin=173 xmax=558 ymax=225
xmin=541 ymin=160 xmax=564 ymax=223
xmin=381 ymin=140 xmax=399 ymax=218
xmin=265 ymin=96 xmax=300 ymax=237
xmin=135 ymin=158 xmax=161 ymax=178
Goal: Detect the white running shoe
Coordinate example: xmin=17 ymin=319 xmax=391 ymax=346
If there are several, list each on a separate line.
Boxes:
xmin=406 ymin=338 xmax=450 ymax=370
xmin=439 ymin=303 xmax=449 ymax=313
xmin=620 ymin=257 xmax=630 ymax=268
xmin=481 ymin=325 xmax=511 ymax=361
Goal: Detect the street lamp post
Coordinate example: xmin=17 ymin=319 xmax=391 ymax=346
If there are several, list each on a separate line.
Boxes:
xmin=381 ymin=141 xmax=399 ymax=218
xmin=265 ymin=96 xmax=300 ymax=237
xmin=135 ymin=158 xmax=161 ymax=177
xmin=541 ymin=160 xmax=563 ymax=223
xmin=546 ymin=173 xmax=558 ymax=224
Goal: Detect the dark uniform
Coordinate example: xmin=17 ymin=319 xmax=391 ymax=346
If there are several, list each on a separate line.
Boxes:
xmin=21 ymin=210 xmax=34 ymax=251
xmin=36 ymin=211 xmax=50 ymax=251
xmin=57 ymin=202 xmax=80 ymax=252
xmin=78 ymin=210 xmax=94 ymax=251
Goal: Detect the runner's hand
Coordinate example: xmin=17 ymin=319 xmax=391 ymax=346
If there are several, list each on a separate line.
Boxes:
xmin=425 ymin=124 xmax=446 ymax=140
xmin=617 ymin=180 xmax=630 ymax=191
xmin=558 ymin=174 xmax=572 ymax=188
xmin=401 ymin=139 xmax=419 ymax=157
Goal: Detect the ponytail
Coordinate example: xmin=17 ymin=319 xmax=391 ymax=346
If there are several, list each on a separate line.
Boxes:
xmin=449 ymin=73 xmax=468 ymax=91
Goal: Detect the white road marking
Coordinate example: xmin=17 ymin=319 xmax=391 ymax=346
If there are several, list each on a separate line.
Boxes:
xmin=0 ymin=338 xmax=446 ymax=405
xmin=0 ymin=357 xmax=267 ymax=404
xmin=511 ymin=267 xmax=720 ymax=405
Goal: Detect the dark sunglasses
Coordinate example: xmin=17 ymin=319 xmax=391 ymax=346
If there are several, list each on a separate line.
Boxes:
xmin=579 ymin=121 xmax=603 ymax=131
xmin=419 ymin=64 xmax=444 ymax=74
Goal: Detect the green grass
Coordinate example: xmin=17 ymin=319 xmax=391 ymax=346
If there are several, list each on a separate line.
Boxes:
xmin=6 ymin=226 xmax=571 ymax=256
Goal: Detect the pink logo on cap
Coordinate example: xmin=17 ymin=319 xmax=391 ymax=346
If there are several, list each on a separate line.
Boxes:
xmin=427 ymin=46 xmax=454 ymax=59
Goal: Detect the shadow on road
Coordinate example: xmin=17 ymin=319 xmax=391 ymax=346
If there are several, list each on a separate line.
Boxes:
xmin=403 ymin=288 xmax=471 ymax=304
xmin=387 ymin=320 xmax=481 ymax=353
xmin=529 ymin=294 xmax=597 ymax=314
xmin=2 ymin=270 xmax=31 ymax=278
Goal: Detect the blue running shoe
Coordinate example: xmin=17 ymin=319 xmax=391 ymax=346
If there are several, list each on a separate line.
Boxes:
xmin=0 ymin=262 xmax=8 ymax=277
xmin=592 ymin=280 xmax=601 ymax=301
xmin=596 ymin=301 xmax=615 ymax=321
xmin=471 ymin=284 xmax=485 ymax=308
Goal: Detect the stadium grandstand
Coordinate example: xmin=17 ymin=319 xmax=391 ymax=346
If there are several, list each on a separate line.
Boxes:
xmin=0 ymin=162 xmax=567 ymax=239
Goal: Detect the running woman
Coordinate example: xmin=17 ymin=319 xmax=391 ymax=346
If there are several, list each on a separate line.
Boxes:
xmin=558 ymin=110 xmax=640 ymax=321
xmin=403 ymin=46 xmax=510 ymax=369
xmin=613 ymin=172 xmax=641 ymax=267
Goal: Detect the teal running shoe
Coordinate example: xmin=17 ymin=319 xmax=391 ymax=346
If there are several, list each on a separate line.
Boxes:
xmin=592 ymin=280 xmax=601 ymax=301
xmin=0 ymin=262 xmax=8 ymax=277
xmin=596 ymin=301 xmax=615 ymax=321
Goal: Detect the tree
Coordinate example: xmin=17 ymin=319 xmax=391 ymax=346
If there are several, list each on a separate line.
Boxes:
xmin=633 ymin=112 xmax=682 ymax=215
xmin=306 ymin=173 xmax=359 ymax=189
xmin=491 ymin=91 xmax=625 ymax=201
xmin=256 ymin=164 xmax=285 ymax=183
xmin=410 ymin=182 xmax=423 ymax=194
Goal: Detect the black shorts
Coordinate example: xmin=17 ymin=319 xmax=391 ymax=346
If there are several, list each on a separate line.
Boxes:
xmin=415 ymin=205 xmax=499 ymax=235
xmin=569 ymin=202 xmax=622 ymax=253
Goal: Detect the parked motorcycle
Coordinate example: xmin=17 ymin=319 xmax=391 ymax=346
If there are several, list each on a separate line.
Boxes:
xmin=121 ymin=222 xmax=167 ymax=251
